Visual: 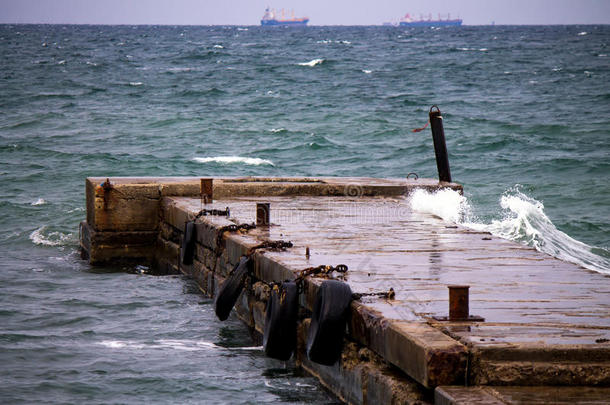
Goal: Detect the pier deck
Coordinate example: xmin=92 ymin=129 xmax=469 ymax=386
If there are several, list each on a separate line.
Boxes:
xmin=81 ymin=177 xmax=610 ymax=404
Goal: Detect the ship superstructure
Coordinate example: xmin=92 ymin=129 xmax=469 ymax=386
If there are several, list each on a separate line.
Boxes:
xmin=261 ymin=7 xmax=309 ymax=26
xmin=399 ymin=13 xmax=462 ymax=27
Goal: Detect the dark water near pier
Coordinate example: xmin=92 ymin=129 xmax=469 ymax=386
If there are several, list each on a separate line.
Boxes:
xmin=0 ymin=24 xmax=609 ymax=403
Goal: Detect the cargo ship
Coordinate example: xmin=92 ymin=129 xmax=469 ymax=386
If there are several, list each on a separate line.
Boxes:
xmin=261 ymin=7 xmax=309 ymax=26
xmin=399 ymin=13 xmax=462 ymax=27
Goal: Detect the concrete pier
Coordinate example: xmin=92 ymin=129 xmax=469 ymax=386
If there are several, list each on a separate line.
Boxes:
xmin=80 ymin=177 xmax=610 ymax=404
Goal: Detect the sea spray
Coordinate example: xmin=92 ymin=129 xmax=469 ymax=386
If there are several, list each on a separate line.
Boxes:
xmin=409 ymin=188 xmax=610 ymax=274
xmin=409 ymin=188 xmax=472 ymax=223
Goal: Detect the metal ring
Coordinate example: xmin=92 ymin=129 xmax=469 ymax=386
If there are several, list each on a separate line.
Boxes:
xmin=407 ymin=172 xmax=419 ymax=180
xmin=429 ymin=105 xmax=440 ymax=114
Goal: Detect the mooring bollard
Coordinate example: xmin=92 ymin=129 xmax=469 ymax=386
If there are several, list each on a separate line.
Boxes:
xmin=256 ymin=203 xmax=270 ymax=226
xmin=429 ymin=105 xmax=452 ymax=183
xmin=200 ymin=178 xmax=213 ymax=204
xmin=448 ymin=285 xmax=469 ymax=321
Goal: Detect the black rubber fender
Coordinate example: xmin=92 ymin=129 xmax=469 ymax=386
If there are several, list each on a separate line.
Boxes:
xmin=180 ymin=221 xmax=197 ymax=265
xmin=306 ymin=280 xmax=352 ymax=366
xmin=214 ymin=256 xmax=250 ymax=321
xmin=263 ymin=281 xmax=299 ymax=361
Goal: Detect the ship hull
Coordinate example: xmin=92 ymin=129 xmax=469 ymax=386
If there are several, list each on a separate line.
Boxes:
xmin=261 ymin=19 xmax=309 ymax=26
xmin=399 ymin=20 xmax=462 ymax=27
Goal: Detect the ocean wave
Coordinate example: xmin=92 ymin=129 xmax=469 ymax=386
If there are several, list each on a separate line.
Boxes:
xmin=31 ymin=198 xmax=47 ymax=206
xmin=98 ymin=339 xmax=262 ymax=352
xmin=193 ymin=156 xmax=275 ymax=166
xmin=409 ymin=188 xmax=610 ymax=274
xmin=298 ymin=58 xmax=325 ymax=67
xmin=409 ymin=188 xmax=471 ymax=223
xmin=165 ymin=67 xmax=193 ymax=73
xmin=316 ymin=40 xmax=351 ymax=45
xmin=29 ymin=226 xmax=73 ymax=247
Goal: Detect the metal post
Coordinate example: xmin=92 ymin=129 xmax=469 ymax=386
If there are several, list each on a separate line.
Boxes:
xmin=200 ymin=178 xmax=213 ymax=204
xmin=429 ymin=105 xmax=452 ymax=183
xmin=448 ymin=285 xmax=469 ymax=321
xmin=256 ymin=203 xmax=270 ymax=226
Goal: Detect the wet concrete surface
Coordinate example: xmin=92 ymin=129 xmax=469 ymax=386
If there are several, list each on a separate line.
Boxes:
xmin=174 ymin=195 xmax=610 ymax=348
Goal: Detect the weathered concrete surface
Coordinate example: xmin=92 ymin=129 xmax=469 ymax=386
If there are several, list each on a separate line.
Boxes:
xmin=81 ymin=177 xmax=610 ymax=404
xmin=82 ymin=176 xmax=462 ymax=265
xmin=297 ymin=320 xmax=432 ymax=405
xmin=435 ymin=386 xmax=610 ymax=404
xmin=166 ymin=194 xmax=610 ymax=389
xmin=79 ymin=221 xmax=157 ymax=265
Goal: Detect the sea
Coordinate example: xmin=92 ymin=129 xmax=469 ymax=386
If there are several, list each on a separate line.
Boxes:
xmin=0 ymin=24 xmax=608 ymax=403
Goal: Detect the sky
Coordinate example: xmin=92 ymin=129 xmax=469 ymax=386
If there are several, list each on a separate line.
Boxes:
xmin=1 ymin=0 xmax=609 ymax=25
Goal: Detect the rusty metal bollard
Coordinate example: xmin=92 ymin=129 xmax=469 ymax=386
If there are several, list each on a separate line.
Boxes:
xmin=256 ymin=203 xmax=270 ymax=226
xmin=448 ymin=285 xmax=469 ymax=321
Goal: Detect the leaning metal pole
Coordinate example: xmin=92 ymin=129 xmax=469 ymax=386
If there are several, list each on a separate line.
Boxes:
xmin=429 ymin=105 xmax=452 ymax=183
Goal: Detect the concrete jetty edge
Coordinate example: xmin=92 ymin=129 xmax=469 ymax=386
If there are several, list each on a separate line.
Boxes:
xmin=80 ymin=176 xmax=610 ymax=405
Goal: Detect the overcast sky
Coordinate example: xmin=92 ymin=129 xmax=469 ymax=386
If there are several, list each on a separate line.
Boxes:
xmin=1 ymin=0 xmax=609 ymax=25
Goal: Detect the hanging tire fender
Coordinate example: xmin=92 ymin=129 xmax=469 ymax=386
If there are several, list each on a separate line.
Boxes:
xmin=263 ymin=281 xmax=299 ymax=361
xmin=306 ymin=280 xmax=352 ymax=366
xmin=180 ymin=221 xmax=197 ymax=265
xmin=214 ymin=256 xmax=250 ymax=321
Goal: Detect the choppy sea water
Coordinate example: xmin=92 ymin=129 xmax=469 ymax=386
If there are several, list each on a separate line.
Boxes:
xmin=0 ymin=24 xmax=608 ymax=403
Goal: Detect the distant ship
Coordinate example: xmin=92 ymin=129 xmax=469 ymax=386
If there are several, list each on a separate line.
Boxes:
xmin=261 ymin=7 xmax=309 ymax=26
xmin=399 ymin=13 xmax=462 ymax=27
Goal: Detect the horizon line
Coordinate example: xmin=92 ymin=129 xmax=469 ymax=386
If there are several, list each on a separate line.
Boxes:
xmin=1 ymin=22 xmax=608 ymax=27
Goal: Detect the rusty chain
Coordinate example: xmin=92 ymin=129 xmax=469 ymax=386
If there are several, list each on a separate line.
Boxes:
xmin=247 ymin=240 xmax=293 ymax=256
xmin=195 ymin=207 xmax=230 ymax=219
xmin=352 ymin=287 xmax=395 ymax=300
xmin=295 ymin=264 xmax=349 ymax=294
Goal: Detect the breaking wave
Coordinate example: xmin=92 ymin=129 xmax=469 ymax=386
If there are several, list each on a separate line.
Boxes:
xmin=193 ymin=156 xmax=275 ymax=166
xmin=298 ymin=58 xmax=325 ymax=67
xmin=409 ymin=188 xmax=610 ymax=274
xmin=29 ymin=226 xmax=73 ymax=246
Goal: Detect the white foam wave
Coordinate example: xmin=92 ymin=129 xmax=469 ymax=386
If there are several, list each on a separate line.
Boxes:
xmin=298 ymin=58 xmax=325 ymax=67
xmin=270 ymin=128 xmax=286 ymax=133
xmin=409 ymin=188 xmax=471 ymax=223
xmin=316 ymin=40 xmax=351 ymax=45
xmin=166 ymin=67 xmax=192 ymax=73
xmin=129 ymin=82 xmax=143 ymax=86
xmin=362 ymin=69 xmax=372 ymax=74
xmin=31 ymin=198 xmax=47 ymax=206
xmin=29 ymin=226 xmax=73 ymax=246
xmin=98 ymin=339 xmax=262 ymax=352
xmin=193 ymin=156 xmax=275 ymax=166
xmin=578 ymin=31 xmax=588 ymax=36
xmin=213 ymin=44 xmax=224 ymax=49
xmin=409 ymin=188 xmax=610 ymax=274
